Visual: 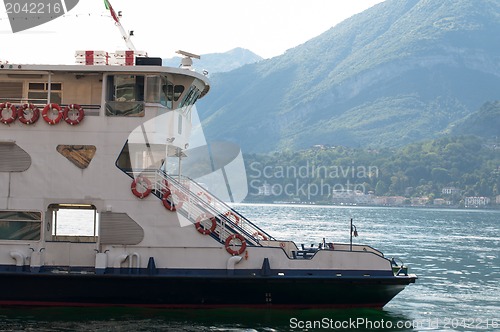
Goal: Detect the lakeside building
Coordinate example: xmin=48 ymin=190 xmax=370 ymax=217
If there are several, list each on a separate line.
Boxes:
xmin=442 ymin=187 xmax=461 ymax=196
xmin=464 ymin=196 xmax=491 ymax=207
xmin=257 ymin=183 xmax=272 ymax=196
xmin=372 ymin=196 xmax=406 ymax=206
xmin=331 ymin=190 xmax=374 ymax=205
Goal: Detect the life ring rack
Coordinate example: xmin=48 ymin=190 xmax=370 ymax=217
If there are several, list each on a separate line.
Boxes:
xmin=225 ymin=234 xmax=247 ymax=256
xmin=130 ymin=176 xmax=152 ymax=199
xmin=195 ymin=214 xmax=217 ymax=235
xmin=17 ymin=103 xmax=40 ymax=125
xmin=0 ymin=102 xmax=17 ymax=124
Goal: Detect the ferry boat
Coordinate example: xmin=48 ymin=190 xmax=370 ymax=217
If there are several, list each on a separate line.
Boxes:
xmin=0 ymin=5 xmax=416 ymax=309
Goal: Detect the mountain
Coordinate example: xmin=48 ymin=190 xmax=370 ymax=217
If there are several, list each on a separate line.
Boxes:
xmin=451 ymin=101 xmax=500 ymax=138
xmin=197 ymin=0 xmax=500 ymax=153
xmin=163 ymin=48 xmax=262 ymax=74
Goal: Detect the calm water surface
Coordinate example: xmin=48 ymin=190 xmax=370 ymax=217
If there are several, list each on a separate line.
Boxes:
xmin=0 ymin=205 xmax=498 ymax=331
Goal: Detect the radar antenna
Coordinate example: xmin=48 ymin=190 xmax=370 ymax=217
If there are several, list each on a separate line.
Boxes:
xmin=104 ymin=0 xmax=136 ymax=51
xmin=176 ymin=50 xmax=201 ymax=70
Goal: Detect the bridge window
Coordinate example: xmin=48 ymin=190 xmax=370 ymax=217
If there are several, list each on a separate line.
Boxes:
xmin=180 ymin=85 xmax=200 ymax=107
xmin=105 ymin=75 xmax=145 ymax=116
xmin=145 ymin=75 xmax=183 ymax=109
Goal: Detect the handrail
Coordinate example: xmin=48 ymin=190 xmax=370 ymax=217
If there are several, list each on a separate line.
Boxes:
xmin=128 ymin=169 xmax=274 ymax=247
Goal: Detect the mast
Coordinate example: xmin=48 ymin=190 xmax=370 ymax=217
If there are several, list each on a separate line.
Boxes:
xmin=103 ymin=0 xmax=136 ymax=51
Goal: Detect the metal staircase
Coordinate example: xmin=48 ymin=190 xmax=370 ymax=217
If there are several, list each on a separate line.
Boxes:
xmin=129 ymin=170 xmax=274 ymax=248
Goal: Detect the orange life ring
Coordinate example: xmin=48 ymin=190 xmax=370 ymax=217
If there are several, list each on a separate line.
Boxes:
xmin=63 ymin=104 xmax=85 ymax=125
xmin=0 ymin=102 xmax=17 ymax=124
xmin=17 ymin=103 xmax=40 ymax=125
xmin=162 ymin=189 xmax=176 ymax=211
xmin=197 ymin=191 xmax=212 ymax=204
xmin=225 ymin=234 xmax=247 ymax=256
xmin=224 ymin=211 xmax=240 ymax=225
xmin=195 ymin=214 xmax=217 ymax=235
xmin=42 ymin=103 xmax=63 ymax=125
xmin=131 ymin=176 xmax=152 ymax=199
xmin=162 ymin=188 xmax=184 ymax=211
xmin=252 ymin=231 xmax=268 ymax=241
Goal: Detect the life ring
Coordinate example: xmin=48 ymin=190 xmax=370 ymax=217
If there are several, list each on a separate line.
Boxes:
xmin=225 ymin=234 xmax=247 ymax=256
xmin=63 ymin=104 xmax=85 ymax=125
xmin=162 ymin=188 xmax=184 ymax=211
xmin=252 ymin=231 xmax=268 ymax=241
xmin=42 ymin=103 xmax=63 ymax=125
xmin=0 ymin=102 xmax=17 ymax=124
xmin=195 ymin=214 xmax=217 ymax=235
xmin=130 ymin=176 xmax=152 ymax=199
xmin=162 ymin=189 xmax=176 ymax=211
xmin=224 ymin=211 xmax=240 ymax=225
xmin=197 ymin=191 xmax=212 ymax=204
xmin=17 ymin=103 xmax=40 ymax=125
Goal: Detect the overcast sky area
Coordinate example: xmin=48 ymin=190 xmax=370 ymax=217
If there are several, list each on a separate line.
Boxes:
xmin=1 ymin=0 xmax=383 ymax=64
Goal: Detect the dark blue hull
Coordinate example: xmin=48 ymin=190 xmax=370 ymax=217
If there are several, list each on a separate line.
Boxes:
xmin=0 ymin=271 xmax=415 ymax=308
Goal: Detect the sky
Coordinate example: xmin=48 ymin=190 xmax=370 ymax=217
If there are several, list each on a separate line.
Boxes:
xmin=1 ymin=0 xmax=384 ymax=64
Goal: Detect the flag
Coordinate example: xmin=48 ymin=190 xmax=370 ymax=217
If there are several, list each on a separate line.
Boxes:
xmin=103 ymin=0 xmax=119 ymax=23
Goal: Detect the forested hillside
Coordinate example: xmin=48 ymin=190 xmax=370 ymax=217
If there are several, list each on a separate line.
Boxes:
xmin=243 ymin=136 xmax=500 ymax=203
xmin=198 ymin=0 xmax=500 ymax=153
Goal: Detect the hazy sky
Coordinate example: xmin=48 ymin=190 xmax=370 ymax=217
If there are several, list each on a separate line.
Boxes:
xmin=1 ymin=0 xmax=383 ymax=64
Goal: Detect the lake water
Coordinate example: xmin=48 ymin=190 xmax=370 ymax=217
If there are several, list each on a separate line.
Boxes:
xmin=0 ymin=204 xmax=499 ymax=331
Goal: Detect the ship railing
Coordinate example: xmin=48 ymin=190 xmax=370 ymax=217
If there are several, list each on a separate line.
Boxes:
xmin=0 ymin=97 xmax=101 ymax=116
xmin=155 ymin=172 xmax=265 ymax=247
xmin=135 ymin=170 xmax=274 ymax=247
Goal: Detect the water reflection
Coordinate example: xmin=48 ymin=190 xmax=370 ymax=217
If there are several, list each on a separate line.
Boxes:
xmin=0 ymin=307 xmax=415 ymax=332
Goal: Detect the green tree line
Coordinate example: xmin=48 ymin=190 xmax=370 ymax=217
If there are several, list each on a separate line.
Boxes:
xmin=243 ymin=136 xmax=500 ymax=203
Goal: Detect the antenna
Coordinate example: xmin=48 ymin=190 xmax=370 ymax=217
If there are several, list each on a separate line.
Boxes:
xmin=104 ymin=0 xmax=136 ymax=51
xmin=176 ymin=50 xmax=201 ymax=70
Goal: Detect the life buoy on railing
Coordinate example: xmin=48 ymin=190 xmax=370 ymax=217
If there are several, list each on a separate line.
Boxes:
xmin=252 ymin=231 xmax=268 ymax=241
xmin=162 ymin=189 xmax=176 ymax=211
xmin=225 ymin=234 xmax=247 ymax=256
xmin=17 ymin=103 xmax=40 ymax=125
xmin=197 ymin=191 xmax=212 ymax=204
xmin=162 ymin=188 xmax=185 ymax=211
xmin=42 ymin=103 xmax=63 ymax=125
xmin=63 ymin=104 xmax=85 ymax=125
xmin=195 ymin=214 xmax=217 ymax=235
xmin=131 ymin=176 xmax=152 ymax=199
xmin=224 ymin=211 xmax=240 ymax=225
xmin=0 ymin=102 xmax=17 ymax=124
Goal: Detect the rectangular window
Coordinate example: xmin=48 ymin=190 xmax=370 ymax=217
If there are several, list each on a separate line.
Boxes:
xmin=0 ymin=82 xmax=23 ymax=102
xmin=105 ymin=75 xmax=145 ymax=116
xmin=48 ymin=204 xmax=98 ymax=242
xmin=178 ymin=114 xmax=183 ymax=134
xmin=0 ymin=211 xmax=41 ymax=241
xmin=145 ymin=75 xmax=161 ymax=103
xmin=27 ymin=82 xmax=62 ymax=105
